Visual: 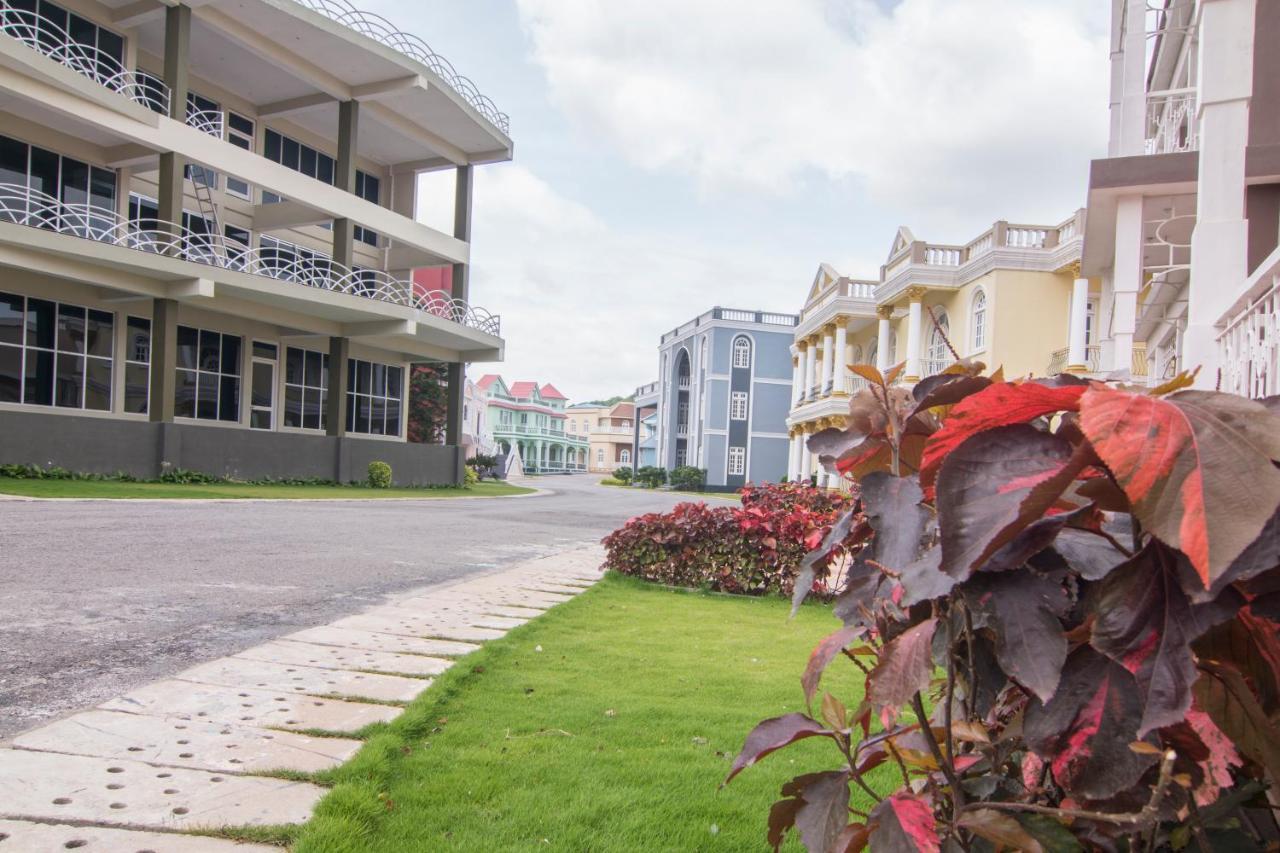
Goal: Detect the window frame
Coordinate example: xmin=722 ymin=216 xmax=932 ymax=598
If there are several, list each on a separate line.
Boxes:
xmin=729 ymin=391 xmax=748 ymax=421
xmin=0 ymin=290 xmax=113 ymax=412
xmin=731 ymin=335 xmax=752 ymax=369
xmin=728 ymin=446 xmax=746 ymax=476
xmin=175 ymin=324 xmax=242 ymax=423
xmin=345 ymin=357 xmax=403 ymax=437
xmin=970 ymin=289 xmax=987 ymax=352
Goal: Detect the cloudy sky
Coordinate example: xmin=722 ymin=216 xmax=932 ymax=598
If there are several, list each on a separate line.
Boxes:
xmin=370 ymin=0 xmax=1112 ymax=402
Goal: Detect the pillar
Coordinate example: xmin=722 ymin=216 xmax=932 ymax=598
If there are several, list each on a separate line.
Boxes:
xmin=795 ymin=341 xmax=809 ymax=403
xmin=148 ymin=298 xmax=178 ymax=423
xmin=800 ymin=429 xmax=812 ymax=483
xmin=790 ymin=349 xmax=802 ymax=404
xmin=325 ymin=337 xmax=351 ymax=437
xmin=1067 ymin=276 xmax=1090 ymax=373
xmin=333 ymin=99 xmax=360 ymax=270
xmin=833 ymin=318 xmax=849 ymax=394
xmin=904 ymin=288 xmax=925 ymax=382
xmin=789 ymin=431 xmax=802 ymax=480
xmin=820 ymin=325 xmax=835 ymax=396
xmin=802 ymin=338 xmax=817 ymax=401
xmin=452 ymin=165 xmax=473 ymax=304
xmin=157 ymin=4 xmax=190 ymax=249
xmin=1112 ymin=195 xmax=1142 ymax=375
xmin=1113 ymin=0 xmax=1150 ymax=157
xmin=876 ymin=308 xmax=892 ymax=372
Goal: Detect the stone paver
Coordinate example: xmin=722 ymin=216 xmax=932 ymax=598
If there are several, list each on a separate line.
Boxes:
xmin=0 ymin=819 xmax=281 ymax=852
xmin=12 ymin=710 xmax=360 ymax=773
xmin=0 ymin=544 xmax=603 ymax=848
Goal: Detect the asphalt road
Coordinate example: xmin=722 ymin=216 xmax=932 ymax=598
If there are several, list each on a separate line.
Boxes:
xmin=0 ymin=476 xmax=689 ymax=739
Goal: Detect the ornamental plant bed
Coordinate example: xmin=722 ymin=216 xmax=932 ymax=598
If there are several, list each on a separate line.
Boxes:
xmin=601 ymin=482 xmax=865 ymax=598
xmin=727 ymin=359 xmax=1280 ymax=852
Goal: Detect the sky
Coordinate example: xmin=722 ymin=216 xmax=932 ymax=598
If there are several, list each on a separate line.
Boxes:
xmin=366 ymin=0 xmax=1113 ymax=403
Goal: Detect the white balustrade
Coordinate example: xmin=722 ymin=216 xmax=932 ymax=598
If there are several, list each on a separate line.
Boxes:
xmin=1219 ymin=278 xmax=1280 ymax=399
xmin=1005 ymin=228 xmax=1047 ymax=248
xmin=924 ymin=247 xmax=961 ymax=266
xmin=1145 ymin=89 xmax=1199 ymax=155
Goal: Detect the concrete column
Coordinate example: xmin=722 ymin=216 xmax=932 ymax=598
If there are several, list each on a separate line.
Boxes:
xmin=789 ymin=432 xmax=802 ymax=480
xmin=905 ymin=291 xmax=925 ymax=382
xmin=790 ymin=350 xmax=802 ymax=403
xmin=795 ymin=342 xmax=808 ymax=403
xmin=877 ymin=310 xmax=892 ymax=372
xmin=452 ymin=165 xmax=473 ymax=303
xmin=1112 ymin=195 xmax=1143 ymax=375
xmin=148 ymin=298 xmax=178 ymax=423
xmin=820 ymin=325 xmax=835 ymax=396
xmin=802 ymin=338 xmax=817 ymax=401
xmin=1113 ymin=0 xmax=1149 ymax=157
xmin=157 ymin=4 xmax=190 ymax=249
xmin=333 ymin=99 xmax=360 ymax=270
xmin=800 ymin=430 xmax=812 ymax=483
xmin=833 ymin=319 xmax=848 ymax=393
xmin=1067 ymin=277 xmax=1090 ymax=372
xmin=1185 ymin=0 xmax=1255 ymax=388
xmin=325 ymin=337 xmax=350 ymax=437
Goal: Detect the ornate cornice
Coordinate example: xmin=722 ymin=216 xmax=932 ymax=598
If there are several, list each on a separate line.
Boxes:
xmin=835 ymin=316 xmax=849 ymax=329
xmin=905 ymin=285 xmax=929 ymax=302
xmin=876 ymin=305 xmax=895 ymax=320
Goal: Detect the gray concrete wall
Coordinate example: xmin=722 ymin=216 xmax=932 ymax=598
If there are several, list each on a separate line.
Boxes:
xmin=0 ymin=410 xmax=462 ymax=486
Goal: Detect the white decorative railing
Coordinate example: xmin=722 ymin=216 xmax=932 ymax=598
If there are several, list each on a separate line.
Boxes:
xmin=924 ymin=247 xmax=961 ymax=266
xmin=0 ymin=5 xmax=171 ymax=112
xmin=1057 ymin=217 xmax=1079 ymax=243
xmin=1005 ymin=227 xmax=1047 ymax=248
xmin=1146 ymin=89 xmax=1198 ymax=155
xmin=186 ymin=108 xmax=225 ymax=139
xmin=0 ymin=183 xmax=501 ymax=336
xmin=921 ymin=358 xmax=950 ymax=378
xmin=966 ymin=232 xmax=993 ymax=260
xmin=843 ymin=374 xmax=869 ymax=394
xmin=677 ymin=377 xmax=691 ymax=390
xmin=1046 ymin=345 xmax=1102 ymax=375
xmin=1219 ymin=278 xmax=1280 ymax=399
xmin=293 ymin=0 xmax=509 ymax=134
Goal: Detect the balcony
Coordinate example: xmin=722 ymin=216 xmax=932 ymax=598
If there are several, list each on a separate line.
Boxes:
xmin=1146 ymin=89 xmax=1198 ymax=155
xmin=1218 ymin=249 xmax=1280 ymax=399
xmin=0 ymin=4 xmax=170 ymax=111
xmin=0 ymin=183 xmax=500 ymax=335
xmin=1047 ymin=346 xmax=1102 ymax=376
xmin=495 ymin=423 xmax=587 ymax=441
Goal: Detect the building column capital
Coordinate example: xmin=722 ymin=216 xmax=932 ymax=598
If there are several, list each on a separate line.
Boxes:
xmin=876 ymin=305 xmax=895 ymax=320
xmin=905 ymin=285 xmax=929 ymax=302
xmin=796 ymin=339 xmax=808 ymax=352
xmin=834 ymin=316 xmax=850 ymax=329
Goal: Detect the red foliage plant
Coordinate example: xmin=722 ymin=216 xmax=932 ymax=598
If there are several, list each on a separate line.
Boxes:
xmin=726 ymin=361 xmax=1280 ymax=852
xmin=601 ymin=482 xmax=865 ymax=598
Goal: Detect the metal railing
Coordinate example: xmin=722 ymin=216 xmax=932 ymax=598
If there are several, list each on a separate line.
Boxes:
xmin=494 ymin=423 xmax=586 ymax=440
xmin=0 ymin=183 xmax=501 ymax=336
xmin=0 ymin=5 xmax=170 ymax=111
xmin=1146 ymin=89 xmax=1198 ymax=155
xmin=293 ymin=0 xmax=509 ymax=134
xmin=1046 ymin=345 xmax=1102 ymax=375
xmin=186 ymin=108 xmax=225 ymax=138
xmin=920 ymin=358 xmax=950 ymax=378
xmin=1219 ymin=249 xmax=1280 ymax=399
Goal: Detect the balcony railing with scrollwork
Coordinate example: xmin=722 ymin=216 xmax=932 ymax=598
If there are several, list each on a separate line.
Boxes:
xmin=0 ymin=5 xmax=171 ymax=111
xmin=0 ymin=183 xmax=501 ymax=337
xmin=293 ymin=0 xmax=509 ymax=135
xmin=1146 ymin=89 xmax=1198 ymax=155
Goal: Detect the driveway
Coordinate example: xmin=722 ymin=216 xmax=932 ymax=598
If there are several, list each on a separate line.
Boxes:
xmin=0 ymin=476 xmax=689 ymax=738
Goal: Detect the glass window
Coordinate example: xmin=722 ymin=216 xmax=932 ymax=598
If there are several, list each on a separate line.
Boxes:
xmin=284 ymin=346 xmax=328 ymax=431
xmin=927 ymin=311 xmax=950 ymax=374
xmin=124 ymin=316 xmax=150 ymax=414
xmin=729 ymin=446 xmax=745 ymax=476
xmin=730 ymin=391 xmax=748 ymax=421
xmin=345 ymin=358 xmax=402 ymax=437
xmin=732 ymin=336 xmax=751 ymax=369
xmin=176 ymin=325 xmax=240 ymax=423
xmin=0 ymin=291 xmax=112 ymax=411
xmin=225 ymin=112 xmax=255 ymax=200
xmin=971 ymin=290 xmax=987 ymax=351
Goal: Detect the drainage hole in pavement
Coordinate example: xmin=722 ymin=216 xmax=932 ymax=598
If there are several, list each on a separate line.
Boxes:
xmin=107 ymin=767 xmax=124 ymax=773
xmin=196 ymin=712 xmax=207 ymax=717
xmin=109 ymin=802 xmax=126 ymax=810
xmin=239 ymin=716 xmax=252 ymax=721
xmin=163 ymin=789 xmax=179 ymax=794
xmin=127 ymin=747 xmax=142 ymax=752
xmin=106 ymin=784 xmax=123 ymax=790
xmin=210 ymin=776 xmax=224 ymax=783
xmin=156 ymin=773 xmax=171 ymax=779
xmin=172 ymin=807 xmax=189 ymax=815
xmin=63 ymin=841 xmax=87 ymax=849
xmin=238 ymin=693 xmax=249 ymax=698
xmin=285 ymin=720 xmax=298 ymax=725
xmin=229 ymin=759 xmax=243 ymax=765
xmin=176 ymin=740 xmax=189 ymax=745
xmin=179 ymin=753 xmax=194 ymax=758
xmin=52 ymin=798 xmax=71 ymax=805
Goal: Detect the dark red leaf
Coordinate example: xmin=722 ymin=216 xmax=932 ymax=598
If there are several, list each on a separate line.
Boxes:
xmin=767 ymin=797 xmax=802 ymax=851
xmin=920 ymin=382 xmax=1086 ymax=497
xmin=897 ymin=546 xmax=957 ymax=607
xmin=1080 ymin=386 xmax=1280 ymax=589
xmin=1194 ymin=660 xmax=1280 ymax=782
xmin=787 ymin=770 xmax=850 ymax=853
xmin=911 ymin=373 xmax=993 ymax=413
xmin=792 ymin=506 xmax=860 ymax=614
xmin=1183 ymin=506 xmax=1280 ymax=603
xmin=868 ymin=794 xmax=940 ymax=853
xmin=1052 ymin=527 xmax=1129 ymax=581
xmin=963 ymin=569 xmax=1069 ymax=702
xmin=1090 ymin=545 xmax=1242 ymax=735
xmin=802 ymin=625 xmax=866 ymax=705
xmin=830 ymin=822 xmax=871 ymax=853
xmin=867 ymin=618 xmax=937 ymax=709
xmin=725 ymin=714 xmax=834 ymax=784
xmin=861 ymin=472 xmax=932 ymax=573
xmin=1024 ymin=647 xmax=1158 ymax=800
xmin=937 ymin=425 xmax=1083 ymax=578
xmin=958 ymin=809 xmax=1044 ymax=852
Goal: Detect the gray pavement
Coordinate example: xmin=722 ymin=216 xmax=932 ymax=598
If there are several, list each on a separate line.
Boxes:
xmin=0 ymin=475 xmax=687 ymax=739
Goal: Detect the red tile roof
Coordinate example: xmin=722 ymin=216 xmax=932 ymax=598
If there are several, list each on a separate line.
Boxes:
xmin=540 ymin=383 xmax=567 ymax=400
xmin=476 ymin=374 xmax=501 ymax=390
xmin=508 ymin=381 xmax=538 ymax=398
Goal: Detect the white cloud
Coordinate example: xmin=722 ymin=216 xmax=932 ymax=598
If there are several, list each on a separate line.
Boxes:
xmin=515 ymin=0 xmax=1110 ymax=230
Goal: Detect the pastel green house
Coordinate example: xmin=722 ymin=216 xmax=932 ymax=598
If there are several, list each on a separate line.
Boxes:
xmin=476 ymin=375 xmax=588 ymax=473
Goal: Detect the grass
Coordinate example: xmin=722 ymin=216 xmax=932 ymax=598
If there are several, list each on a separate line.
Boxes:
xmin=288 ymin=573 xmax=887 ymax=853
xmin=0 ymin=478 xmax=535 ymax=500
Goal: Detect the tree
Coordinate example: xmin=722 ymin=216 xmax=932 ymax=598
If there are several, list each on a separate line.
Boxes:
xmin=407 ymin=363 xmax=448 ymax=444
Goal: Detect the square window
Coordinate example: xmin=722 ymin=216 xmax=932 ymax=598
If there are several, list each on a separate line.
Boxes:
xmin=124 ymin=362 xmax=149 ymax=414
xmin=0 ymin=293 xmax=23 ymax=346
xmin=175 ymin=369 xmax=196 ymax=418
xmin=24 ymin=349 xmax=53 ymax=405
xmin=0 ymin=344 xmax=20 ymax=403
xmin=54 ymin=352 xmax=83 ymax=408
xmin=84 ymin=356 xmax=111 ymax=411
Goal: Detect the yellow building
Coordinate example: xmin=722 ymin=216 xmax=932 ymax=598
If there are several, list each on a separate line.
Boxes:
xmin=788 ymin=212 xmax=1095 ymax=485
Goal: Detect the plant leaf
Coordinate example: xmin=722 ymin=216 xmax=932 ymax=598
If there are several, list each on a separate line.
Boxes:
xmin=1194 ymin=660 xmax=1280 ymax=781
xmin=849 ymin=364 xmax=885 ymax=387
xmin=1014 ymin=814 xmax=1084 ymax=853
xmin=725 ymin=714 xmax=834 ymax=784
xmin=792 ymin=506 xmax=860 ymax=614
xmin=897 ymin=546 xmax=957 ymax=607
xmin=767 ymin=796 xmax=802 ymax=851
xmin=830 ymin=822 xmax=871 ymax=853
xmin=1052 ymin=527 xmax=1129 ymax=581
xmin=1090 ymin=545 xmax=1243 ymax=735
xmin=867 ymin=618 xmax=937 ymax=709
xmin=868 ymin=794 xmax=940 ymax=853
xmin=802 ymin=625 xmax=866 ymax=705
xmin=937 ymin=425 xmax=1083 ymax=578
xmin=884 ymin=360 xmax=907 ymax=386
xmin=1024 ymin=647 xmax=1158 ymax=800
xmin=1184 ymin=707 xmax=1242 ymax=805
xmin=861 ymin=472 xmax=932 ymax=573
xmin=910 ymin=374 xmax=993 ymax=418
xmin=920 ymin=382 xmax=1087 ymax=497
xmin=790 ymin=771 xmax=850 ymax=853
xmin=1079 ymin=386 xmax=1280 ymax=588
xmin=963 ymin=569 xmax=1069 ymax=702
xmin=958 ymin=809 xmax=1044 ymax=853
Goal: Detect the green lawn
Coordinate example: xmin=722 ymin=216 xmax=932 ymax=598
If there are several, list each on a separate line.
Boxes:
xmin=0 ymin=478 xmax=535 ymax=500
xmin=291 ymin=574 xmax=882 ymax=853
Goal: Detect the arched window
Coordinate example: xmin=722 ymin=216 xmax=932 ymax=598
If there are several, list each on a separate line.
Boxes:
xmin=620 ymin=449 xmax=631 ymax=464
xmin=851 ymin=345 xmax=863 ymax=365
xmin=596 ymin=448 xmax=605 ymax=464
xmin=927 ymin=311 xmax=950 ymax=375
xmin=866 ymin=338 xmax=878 ymax=367
xmin=970 ymin=289 xmax=987 ymax=351
xmin=732 ymin=336 xmax=752 ymax=369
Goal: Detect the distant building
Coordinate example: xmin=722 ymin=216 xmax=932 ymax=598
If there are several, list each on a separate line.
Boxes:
xmin=651 ymin=307 xmax=798 ymax=489
xmin=566 ymin=400 xmax=635 ymax=472
xmin=461 ymin=377 xmax=496 ymax=459
xmin=476 ymin=375 xmax=587 ymax=473
xmin=631 ymin=381 xmax=659 ymax=469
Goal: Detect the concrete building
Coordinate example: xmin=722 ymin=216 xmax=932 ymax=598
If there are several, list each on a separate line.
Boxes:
xmin=477 ymin=375 xmax=586 ymax=473
xmin=787 ymin=216 xmax=1086 ymax=485
xmin=566 ymin=400 xmax=635 ymax=473
xmin=631 ymin=380 xmax=658 ymax=469
xmin=461 ymin=375 xmax=496 ymax=459
xmin=652 ymin=307 xmax=798 ymax=490
xmin=0 ymin=0 xmax=509 ymax=484
xmin=1081 ymin=0 xmax=1280 ymax=397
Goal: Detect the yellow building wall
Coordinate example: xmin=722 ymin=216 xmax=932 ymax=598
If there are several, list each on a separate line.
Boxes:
xmin=986 ymin=270 xmax=1073 ymax=379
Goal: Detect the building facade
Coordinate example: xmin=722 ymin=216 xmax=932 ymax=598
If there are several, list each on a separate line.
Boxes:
xmin=1081 ymin=0 xmax=1280 ymax=398
xmin=0 ymin=0 xmax=509 ymax=484
xmin=461 ymin=376 xmax=496 ymax=460
xmin=787 ymin=216 xmax=1087 ymax=485
xmin=631 ymin=380 xmax=658 ymax=469
xmin=477 ymin=375 xmax=587 ymax=473
xmin=652 ymin=307 xmax=797 ymax=489
xmin=566 ymin=400 xmax=635 ymax=473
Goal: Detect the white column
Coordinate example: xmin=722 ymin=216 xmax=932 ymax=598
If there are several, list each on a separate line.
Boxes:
xmin=789 ymin=432 xmax=802 ymax=480
xmin=1067 ymin=277 xmax=1090 ymax=372
xmin=1113 ymin=0 xmax=1149 ymax=157
xmin=800 ymin=433 xmax=812 ymax=483
xmin=876 ymin=313 xmax=892 ymax=371
xmin=790 ymin=349 xmax=802 ymax=404
xmin=803 ymin=338 xmax=818 ymax=401
xmin=834 ymin=320 xmax=848 ymax=393
xmin=820 ymin=326 xmax=835 ymax=396
xmin=905 ymin=295 xmax=924 ymax=381
xmin=1112 ymin=195 xmax=1142 ymax=375
xmin=1185 ymin=0 xmax=1254 ymax=389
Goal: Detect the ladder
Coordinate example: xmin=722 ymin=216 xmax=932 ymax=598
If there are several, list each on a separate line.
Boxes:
xmin=187 ymin=164 xmax=227 ymax=264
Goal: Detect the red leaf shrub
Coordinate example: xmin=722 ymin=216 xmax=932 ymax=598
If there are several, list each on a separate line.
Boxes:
xmin=601 ymin=482 xmax=865 ymax=598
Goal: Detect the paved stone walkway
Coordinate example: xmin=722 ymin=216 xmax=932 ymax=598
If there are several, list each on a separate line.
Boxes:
xmin=0 ymin=546 xmax=603 ymax=851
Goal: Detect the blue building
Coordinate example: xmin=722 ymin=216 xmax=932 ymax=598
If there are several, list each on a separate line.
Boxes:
xmin=652 ymin=308 xmax=799 ymax=489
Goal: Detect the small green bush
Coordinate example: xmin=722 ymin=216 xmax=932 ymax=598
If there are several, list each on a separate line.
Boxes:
xmin=669 ymin=465 xmax=706 ymax=491
xmin=367 ymin=461 xmax=393 ymax=489
xmin=464 ymin=465 xmax=480 ymax=487
xmin=613 ymin=466 xmax=633 ymax=484
xmin=159 ymin=467 xmax=224 ymax=484
xmin=599 ymin=477 xmax=625 ymax=486
xmin=634 ymin=466 xmax=667 ymax=488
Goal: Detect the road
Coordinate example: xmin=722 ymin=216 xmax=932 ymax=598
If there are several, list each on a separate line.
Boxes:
xmin=0 ymin=476 xmax=689 ymax=739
